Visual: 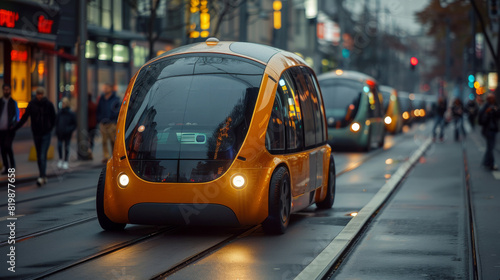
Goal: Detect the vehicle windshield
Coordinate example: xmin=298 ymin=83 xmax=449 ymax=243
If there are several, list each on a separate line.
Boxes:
xmin=319 ymin=78 xmax=362 ymax=128
xmin=399 ymin=96 xmax=413 ymax=112
xmin=379 ymin=88 xmax=391 ymax=111
xmin=124 ymin=54 xmax=264 ymax=182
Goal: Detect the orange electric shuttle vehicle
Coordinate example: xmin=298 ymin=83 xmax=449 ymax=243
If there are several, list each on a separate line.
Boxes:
xmin=96 ymin=39 xmax=335 ymax=234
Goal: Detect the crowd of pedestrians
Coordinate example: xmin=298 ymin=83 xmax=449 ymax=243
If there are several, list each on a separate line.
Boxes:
xmin=432 ymin=92 xmax=500 ymax=171
xmin=0 ymin=83 xmax=122 ymax=186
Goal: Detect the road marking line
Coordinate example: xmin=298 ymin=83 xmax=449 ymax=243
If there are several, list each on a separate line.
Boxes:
xmin=294 ymin=138 xmax=432 ymax=280
xmin=0 ymin=215 xmax=25 ymax=221
xmin=65 ymin=196 xmax=95 ymax=205
xmin=493 ymin=171 xmax=500 ymax=180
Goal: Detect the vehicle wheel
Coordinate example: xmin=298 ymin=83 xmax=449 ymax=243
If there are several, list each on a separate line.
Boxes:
xmin=96 ymin=168 xmax=126 ymax=231
xmin=262 ymin=166 xmax=291 ymax=235
xmin=316 ymin=156 xmax=336 ymax=209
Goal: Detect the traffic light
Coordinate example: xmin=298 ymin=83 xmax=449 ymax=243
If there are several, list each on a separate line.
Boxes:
xmin=410 ymin=57 xmax=418 ymax=70
xmin=273 ymin=1 xmax=282 ymax=29
xmin=468 ymin=74 xmax=475 ymax=88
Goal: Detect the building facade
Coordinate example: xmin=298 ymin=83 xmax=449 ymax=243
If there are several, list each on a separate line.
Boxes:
xmin=0 ymin=0 xmax=59 ymax=115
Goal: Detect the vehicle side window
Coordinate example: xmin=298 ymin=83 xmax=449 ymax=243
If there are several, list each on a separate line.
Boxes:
xmin=290 ymin=67 xmax=316 ymax=148
xmin=302 ymin=68 xmax=327 ymax=144
xmin=282 ymin=71 xmax=303 ymax=151
xmin=265 ymin=88 xmax=286 ymax=152
xmin=374 ymin=87 xmax=383 ymax=117
xmin=367 ymin=88 xmax=376 ymax=118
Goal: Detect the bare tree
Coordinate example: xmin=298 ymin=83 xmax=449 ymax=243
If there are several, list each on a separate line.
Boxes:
xmin=208 ymin=0 xmax=245 ymax=38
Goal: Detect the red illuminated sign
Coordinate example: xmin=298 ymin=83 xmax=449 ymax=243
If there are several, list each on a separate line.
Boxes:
xmin=11 ymin=50 xmax=27 ymax=62
xmin=0 ymin=8 xmax=55 ymax=35
xmin=0 ymin=9 xmax=19 ymax=28
xmin=38 ymin=15 xmax=53 ymax=34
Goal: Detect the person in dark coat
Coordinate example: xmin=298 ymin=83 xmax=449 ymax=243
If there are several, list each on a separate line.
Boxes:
xmin=13 ymin=87 xmax=56 ymax=186
xmin=96 ymin=84 xmax=120 ymax=163
xmin=432 ymin=96 xmax=447 ymax=141
xmin=466 ymin=99 xmax=479 ymax=129
xmin=451 ymin=98 xmax=466 ymax=141
xmin=478 ymin=93 xmax=500 ymax=170
xmin=0 ymin=84 xmax=19 ymax=174
xmin=55 ymin=97 xmax=77 ymax=170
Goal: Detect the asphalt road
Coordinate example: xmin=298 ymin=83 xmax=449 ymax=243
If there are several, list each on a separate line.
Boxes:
xmin=0 ymin=121 xmax=498 ymax=280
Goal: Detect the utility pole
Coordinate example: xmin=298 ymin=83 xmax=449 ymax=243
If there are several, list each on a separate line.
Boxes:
xmin=77 ymin=0 xmax=88 ymax=160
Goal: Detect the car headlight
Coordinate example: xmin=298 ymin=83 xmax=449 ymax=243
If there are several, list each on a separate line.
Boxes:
xmin=350 ymin=122 xmax=361 ymax=132
xmin=118 ymin=173 xmax=130 ymax=188
xmin=231 ymin=174 xmax=246 ymax=189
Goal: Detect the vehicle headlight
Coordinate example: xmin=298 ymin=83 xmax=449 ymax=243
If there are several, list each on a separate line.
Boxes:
xmin=384 ymin=116 xmax=392 ymax=124
xmin=118 ymin=173 xmax=130 ymax=188
xmin=231 ymin=174 xmax=246 ymax=189
xmin=350 ymin=122 xmax=361 ymax=132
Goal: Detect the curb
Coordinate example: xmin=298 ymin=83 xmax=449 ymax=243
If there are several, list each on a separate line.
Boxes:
xmin=294 ymin=138 xmax=432 ymax=280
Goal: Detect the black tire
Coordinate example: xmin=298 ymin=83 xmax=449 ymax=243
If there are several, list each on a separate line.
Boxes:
xmin=316 ymin=156 xmax=336 ymax=209
xmin=262 ymin=166 xmax=291 ymax=235
xmin=96 ymin=168 xmax=126 ymax=231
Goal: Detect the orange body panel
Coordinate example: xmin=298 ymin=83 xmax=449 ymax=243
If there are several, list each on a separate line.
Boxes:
xmin=103 ymin=41 xmax=332 ymax=226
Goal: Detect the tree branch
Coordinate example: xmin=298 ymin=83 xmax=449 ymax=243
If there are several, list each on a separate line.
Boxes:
xmin=469 ymin=0 xmax=498 ymax=63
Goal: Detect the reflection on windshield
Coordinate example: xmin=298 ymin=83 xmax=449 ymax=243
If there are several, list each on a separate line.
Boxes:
xmin=124 ymin=54 xmax=264 ymax=182
xmin=380 ymin=90 xmax=390 ymax=111
xmin=319 ymin=78 xmax=363 ymax=128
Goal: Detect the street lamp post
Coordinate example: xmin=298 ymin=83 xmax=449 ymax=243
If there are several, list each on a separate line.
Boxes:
xmin=77 ymin=0 xmax=88 ymax=160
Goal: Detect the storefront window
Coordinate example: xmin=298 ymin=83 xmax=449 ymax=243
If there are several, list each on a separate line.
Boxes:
xmin=102 ymin=0 xmax=111 ymax=29
xmin=86 ymin=41 xmax=96 ymax=59
xmin=133 ymin=45 xmax=148 ymax=68
xmin=11 ymin=44 xmax=29 ymax=109
xmin=97 ymin=42 xmax=112 ymax=60
xmin=58 ymin=61 xmax=76 ymax=110
xmin=87 ymin=0 xmax=101 ymax=26
xmin=113 ymin=44 xmax=129 ymax=63
xmin=113 ymin=0 xmax=122 ymax=31
xmin=31 ymin=49 xmax=48 ymax=90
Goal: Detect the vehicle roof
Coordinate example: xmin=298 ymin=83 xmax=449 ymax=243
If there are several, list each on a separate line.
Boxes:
xmin=379 ymin=85 xmax=396 ymax=92
xmin=147 ymin=39 xmax=308 ymax=70
xmin=317 ymin=70 xmax=377 ymax=84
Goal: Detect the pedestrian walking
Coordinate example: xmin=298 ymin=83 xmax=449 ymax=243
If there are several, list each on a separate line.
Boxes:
xmin=13 ymin=87 xmax=56 ymax=186
xmin=466 ymin=99 xmax=479 ymax=129
xmin=478 ymin=93 xmax=500 ymax=171
xmin=451 ymin=98 xmax=466 ymax=141
xmin=432 ymin=96 xmax=447 ymax=142
xmin=96 ymin=83 xmax=120 ymax=163
xmin=87 ymin=93 xmax=97 ymax=159
xmin=0 ymin=84 xmax=19 ymax=174
xmin=55 ymin=97 xmax=77 ymax=170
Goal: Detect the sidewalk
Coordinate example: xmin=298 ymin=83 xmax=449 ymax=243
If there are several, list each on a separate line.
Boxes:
xmin=463 ymin=125 xmax=500 ymax=279
xmin=0 ymin=131 xmax=106 ymax=185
